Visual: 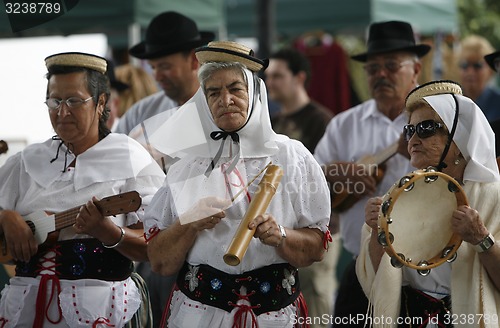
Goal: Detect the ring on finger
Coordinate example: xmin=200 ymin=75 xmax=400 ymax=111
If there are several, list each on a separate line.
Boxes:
xmin=266 ymin=229 xmax=271 ymax=236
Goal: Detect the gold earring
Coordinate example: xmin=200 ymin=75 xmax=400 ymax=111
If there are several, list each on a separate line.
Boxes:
xmin=454 ymin=158 xmax=460 ymax=165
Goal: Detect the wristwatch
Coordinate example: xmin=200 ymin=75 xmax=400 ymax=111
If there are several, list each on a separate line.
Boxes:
xmin=472 ymin=233 xmax=495 ymax=253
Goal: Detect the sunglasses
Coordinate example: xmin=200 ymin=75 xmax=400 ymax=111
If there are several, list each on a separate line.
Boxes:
xmin=403 ymin=120 xmax=444 ymax=141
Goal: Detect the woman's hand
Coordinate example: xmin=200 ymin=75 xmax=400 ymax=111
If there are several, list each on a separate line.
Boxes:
xmin=0 ymin=210 xmax=38 ymax=263
xmin=179 ymin=196 xmax=230 ymax=228
xmin=250 ymin=213 xmax=284 ymax=247
xmin=451 ymin=205 xmax=489 ymax=245
xmin=73 ymin=196 xmax=106 ymax=236
xmin=365 ymin=197 xmax=383 ymax=230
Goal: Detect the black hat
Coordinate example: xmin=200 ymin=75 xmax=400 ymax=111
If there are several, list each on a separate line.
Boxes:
xmin=129 ymin=11 xmax=215 ymax=59
xmin=484 ymin=50 xmax=500 ymax=72
xmin=351 ymin=21 xmax=431 ymax=62
xmin=106 ymin=60 xmax=129 ymax=91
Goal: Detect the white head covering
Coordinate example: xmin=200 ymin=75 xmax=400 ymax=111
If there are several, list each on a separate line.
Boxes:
xmin=145 ymin=67 xmax=288 ymax=162
xmin=423 ymin=93 xmax=500 ymax=183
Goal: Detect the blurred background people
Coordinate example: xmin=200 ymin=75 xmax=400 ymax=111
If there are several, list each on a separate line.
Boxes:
xmin=265 ymin=47 xmax=338 ymax=326
xmin=456 ymin=35 xmax=500 ymax=122
xmin=113 ymin=63 xmax=158 ymax=127
xmin=105 ymin=59 xmax=130 ymax=131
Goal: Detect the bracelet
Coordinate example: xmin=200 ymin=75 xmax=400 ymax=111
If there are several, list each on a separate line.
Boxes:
xmin=102 ymin=226 xmax=125 ymax=249
xmin=277 ymin=225 xmax=287 ymax=247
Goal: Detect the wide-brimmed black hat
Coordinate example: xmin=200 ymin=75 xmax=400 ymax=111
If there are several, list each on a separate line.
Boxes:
xmin=351 ymin=21 xmax=431 ymax=62
xmin=106 ymin=60 xmax=129 ymax=91
xmin=484 ymin=50 xmax=500 ymax=72
xmin=129 ymin=11 xmax=215 ymax=59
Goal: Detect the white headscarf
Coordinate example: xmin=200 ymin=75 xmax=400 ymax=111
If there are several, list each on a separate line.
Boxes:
xmin=141 ymin=66 xmax=289 ymax=223
xmin=424 ymin=94 xmax=500 ymax=183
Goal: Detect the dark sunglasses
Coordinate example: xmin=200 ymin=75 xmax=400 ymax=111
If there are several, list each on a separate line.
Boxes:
xmin=403 ymin=120 xmax=443 ymax=141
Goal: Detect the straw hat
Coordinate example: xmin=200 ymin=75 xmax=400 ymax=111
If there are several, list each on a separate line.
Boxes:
xmin=45 ymin=52 xmax=107 ymax=74
xmin=406 ymin=80 xmax=462 ymax=108
xmin=352 ymin=21 xmax=431 ymax=62
xmin=195 ymin=41 xmax=268 ymax=72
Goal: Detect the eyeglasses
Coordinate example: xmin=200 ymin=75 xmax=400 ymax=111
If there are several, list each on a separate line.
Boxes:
xmin=363 ymin=60 xmax=414 ymax=76
xmin=403 ymin=120 xmax=443 ymax=141
xmin=458 ymin=61 xmax=484 ymax=70
xmin=45 ymin=96 xmax=93 ymax=111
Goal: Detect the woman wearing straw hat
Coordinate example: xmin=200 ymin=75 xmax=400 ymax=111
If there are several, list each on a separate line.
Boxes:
xmin=143 ymin=41 xmax=331 ymax=327
xmin=358 ymin=80 xmax=500 ymax=327
xmin=0 ymin=52 xmax=165 ymax=327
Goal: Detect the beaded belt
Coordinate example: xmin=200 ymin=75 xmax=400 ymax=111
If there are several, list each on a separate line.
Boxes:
xmin=15 ymin=238 xmax=134 ymax=281
xmin=177 ymin=262 xmax=300 ymax=316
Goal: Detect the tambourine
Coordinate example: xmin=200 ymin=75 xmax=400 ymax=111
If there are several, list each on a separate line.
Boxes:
xmin=377 ymin=167 xmax=468 ymax=276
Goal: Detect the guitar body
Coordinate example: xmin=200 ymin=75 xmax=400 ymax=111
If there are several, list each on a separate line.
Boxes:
xmin=331 ymin=142 xmax=398 ymax=213
xmin=0 ymin=191 xmax=141 ymax=264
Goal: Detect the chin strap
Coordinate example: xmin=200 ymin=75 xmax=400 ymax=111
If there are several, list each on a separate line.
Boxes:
xmin=436 ymin=94 xmax=460 ymax=172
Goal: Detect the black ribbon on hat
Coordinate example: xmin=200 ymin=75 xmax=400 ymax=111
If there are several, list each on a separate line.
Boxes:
xmin=205 ymin=131 xmax=240 ymax=176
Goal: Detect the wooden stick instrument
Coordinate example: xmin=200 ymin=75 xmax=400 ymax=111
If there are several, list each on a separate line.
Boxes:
xmin=223 ymin=164 xmax=283 ymax=266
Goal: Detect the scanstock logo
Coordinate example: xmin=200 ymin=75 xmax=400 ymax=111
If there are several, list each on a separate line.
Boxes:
xmin=4 ymin=0 xmax=80 ymax=33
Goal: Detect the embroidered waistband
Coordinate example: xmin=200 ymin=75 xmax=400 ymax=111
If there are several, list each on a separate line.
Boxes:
xmin=16 ymin=238 xmax=134 ymax=281
xmin=177 ymin=262 xmax=300 ymax=316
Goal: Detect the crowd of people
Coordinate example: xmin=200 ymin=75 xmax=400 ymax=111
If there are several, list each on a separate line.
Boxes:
xmin=0 ymin=9 xmax=499 ymax=328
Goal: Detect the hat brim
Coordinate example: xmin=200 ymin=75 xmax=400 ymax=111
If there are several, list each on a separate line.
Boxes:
xmin=351 ymin=44 xmax=431 ymax=62
xmin=111 ymin=80 xmax=129 ymax=91
xmin=484 ymin=50 xmax=500 ymax=72
xmin=195 ymin=46 xmax=268 ymax=72
xmin=129 ymin=31 xmax=215 ymax=59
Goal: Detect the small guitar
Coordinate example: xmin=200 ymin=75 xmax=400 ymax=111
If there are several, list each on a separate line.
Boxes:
xmin=331 ymin=141 xmax=399 ymax=212
xmin=0 ymin=191 xmax=142 ymax=264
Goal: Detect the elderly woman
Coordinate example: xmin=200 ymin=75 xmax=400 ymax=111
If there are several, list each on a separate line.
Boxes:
xmin=143 ymin=41 xmax=331 ymax=328
xmin=357 ymin=80 xmax=500 ymax=327
xmin=0 ymin=52 xmax=165 ymax=327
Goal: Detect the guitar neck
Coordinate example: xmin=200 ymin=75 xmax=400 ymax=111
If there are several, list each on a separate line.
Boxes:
xmin=53 ymin=191 xmax=141 ymax=231
xmin=373 ymin=141 xmax=399 ymax=165
xmin=359 ymin=140 xmax=399 ymax=166
xmin=54 ymin=206 xmax=83 ymax=231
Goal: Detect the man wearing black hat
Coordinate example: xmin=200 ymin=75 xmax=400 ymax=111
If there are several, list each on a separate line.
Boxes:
xmin=114 ymin=11 xmax=214 ymax=327
xmin=115 ymin=11 xmax=215 ymax=135
xmin=314 ymin=21 xmax=430 ymax=326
